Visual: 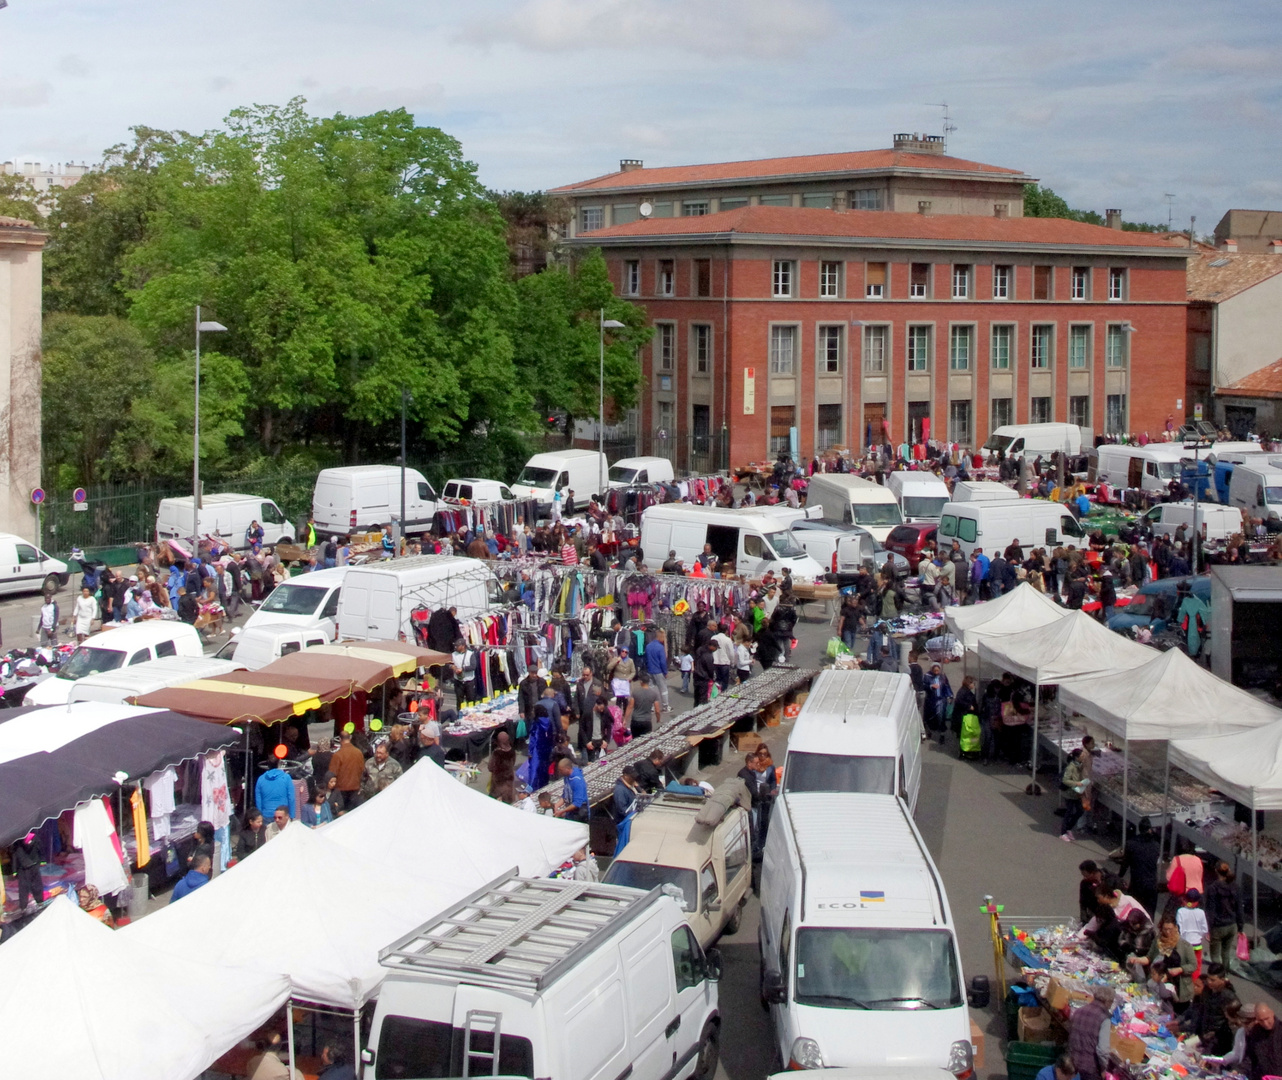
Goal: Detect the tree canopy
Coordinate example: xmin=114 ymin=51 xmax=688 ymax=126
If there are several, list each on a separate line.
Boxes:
xmin=1022 ymin=185 xmax=1163 ymax=232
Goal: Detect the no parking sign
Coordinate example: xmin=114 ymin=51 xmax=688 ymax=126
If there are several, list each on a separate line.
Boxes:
xmin=73 ymin=488 xmax=88 ymax=513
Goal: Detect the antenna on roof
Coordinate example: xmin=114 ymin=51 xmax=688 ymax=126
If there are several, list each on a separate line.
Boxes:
xmin=927 ymin=103 xmax=957 ymax=150
xmin=1164 ymin=193 xmax=1175 ymax=231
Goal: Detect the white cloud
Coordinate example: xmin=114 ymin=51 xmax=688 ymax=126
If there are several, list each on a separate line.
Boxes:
xmin=58 ymin=54 xmax=90 ymax=77
xmin=1 ymin=82 xmax=53 ymax=109
xmin=309 ymin=84 xmax=446 ymax=115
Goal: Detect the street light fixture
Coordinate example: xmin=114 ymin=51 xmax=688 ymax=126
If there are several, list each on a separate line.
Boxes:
xmin=598 ymin=310 xmax=626 ymax=499
xmin=1182 ymin=420 xmax=1216 ymax=572
xmin=194 ymin=306 xmax=227 ymax=544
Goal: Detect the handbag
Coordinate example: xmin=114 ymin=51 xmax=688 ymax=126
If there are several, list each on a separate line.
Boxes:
xmin=1238 ymin=932 xmax=1251 ymax=962
xmin=610 ymin=677 xmax=631 ymax=698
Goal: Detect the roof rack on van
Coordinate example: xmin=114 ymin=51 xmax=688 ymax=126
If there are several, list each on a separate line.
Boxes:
xmin=379 ymin=870 xmax=662 ymax=994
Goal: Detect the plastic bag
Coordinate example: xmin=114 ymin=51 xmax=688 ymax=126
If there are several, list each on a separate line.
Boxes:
xmin=1238 ymin=932 xmax=1251 ymax=962
xmin=826 ymin=637 xmax=852 ymax=658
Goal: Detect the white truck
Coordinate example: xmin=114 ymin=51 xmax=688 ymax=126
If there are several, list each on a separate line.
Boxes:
xmin=155 ymin=493 xmax=293 ymax=550
xmin=25 ymin=622 xmax=204 ymax=706
xmin=1228 ymin=463 xmax=1282 ymax=526
xmin=609 ymin=456 xmax=676 ymax=488
xmin=983 ymin=422 xmax=1083 ymax=458
xmin=640 ymin=504 xmax=827 ymax=582
xmin=214 ymin=621 xmax=336 ymax=670
xmin=511 ymin=449 xmax=610 ymax=509
xmin=936 ymin=499 xmax=1085 ymax=558
xmin=242 ymin=566 xmax=347 ymax=640
xmin=884 ymin=473 xmax=951 ymax=523
xmin=337 ymin=554 xmax=496 ymax=642
xmin=366 ymin=871 xmax=722 ymax=1080
xmin=311 ymin=465 xmax=438 ymax=537
xmin=804 ymin=475 xmax=904 ymax=543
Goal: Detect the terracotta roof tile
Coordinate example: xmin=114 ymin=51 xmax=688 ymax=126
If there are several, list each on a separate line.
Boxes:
xmin=575 ymin=204 xmax=1187 ymax=250
xmin=1216 ymin=357 xmax=1282 ymax=400
xmin=0 ymin=215 xmax=36 ymax=228
xmin=1187 ymin=251 xmax=1282 ymax=302
xmin=550 ymin=148 xmax=1028 ymax=194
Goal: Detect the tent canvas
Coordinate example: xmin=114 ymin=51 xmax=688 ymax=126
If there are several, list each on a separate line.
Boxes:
xmin=264 ymin=651 xmax=398 ymax=693
xmin=130 ymin=685 xmax=310 ymax=725
xmin=945 ymin=582 xmax=1069 ymax=648
xmin=0 ymin=703 xmax=163 ymax=766
xmin=1169 ymin=722 xmax=1282 ymax=812
xmin=977 ymin=609 xmax=1154 ymax=684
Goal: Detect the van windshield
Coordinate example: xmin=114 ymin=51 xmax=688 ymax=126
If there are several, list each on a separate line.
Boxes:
xmin=602 ymin=861 xmax=698 ymax=912
xmin=515 ymin=466 xmax=558 ymax=486
xmin=784 ymin=752 xmax=895 ymax=795
xmin=1154 ymin=461 xmax=1179 ymax=479
xmin=984 ymin=434 xmax=1014 ymax=454
xmin=259 ymin=583 xmax=328 ymax=616
xmin=1265 ymin=486 xmax=1282 ymax=504
xmin=58 ymin=647 xmax=127 ymax=681
xmin=901 ymin=496 xmax=948 ymax=519
xmin=794 ymin=928 xmax=962 ymax=1010
xmin=852 ymin=502 xmax=903 ymax=527
xmin=609 ymin=466 xmax=640 ymax=484
xmin=765 ymin=530 xmax=807 ymax=559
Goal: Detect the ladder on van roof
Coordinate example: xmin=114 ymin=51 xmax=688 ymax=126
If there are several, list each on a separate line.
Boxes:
xmin=379 ymin=869 xmax=663 ymax=995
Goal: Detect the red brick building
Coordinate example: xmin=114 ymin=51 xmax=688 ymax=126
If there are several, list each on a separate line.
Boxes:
xmin=558 ymin=151 xmax=1190 ymax=470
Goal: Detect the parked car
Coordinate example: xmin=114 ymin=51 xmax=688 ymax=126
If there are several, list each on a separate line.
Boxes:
xmin=883 ymin=523 xmax=939 ymax=572
xmin=25 ymin=622 xmax=204 ymax=706
xmin=1107 ymin=575 xmax=1211 ymax=635
xmin=0 ymin=533 xmax=70 ymax=595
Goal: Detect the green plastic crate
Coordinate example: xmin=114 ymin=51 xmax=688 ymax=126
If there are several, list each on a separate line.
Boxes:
xmin=1005 ymin=1040 xmax=1059 ymax=1080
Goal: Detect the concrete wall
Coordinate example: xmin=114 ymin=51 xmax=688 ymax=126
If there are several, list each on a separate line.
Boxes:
xmin=1216 ymin=271 xmax=1282 ymax=387
xmin=0 ymin=222 xmax=46 ymax=541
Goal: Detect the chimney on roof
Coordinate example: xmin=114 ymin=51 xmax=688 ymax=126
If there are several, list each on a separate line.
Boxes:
xmin=1221 ymin=238 xmax=1238 ymax=252
xmin=833 ymin=191 xmax=849 ymax=213
xmin=1270 ymin=240 xmax=1282 ymax=255
xmin=1105 ymin=209 xmax=1123 ymax=230
xmin=893 ymin=133 xmax=946 ymax=154
xmin=619 ymin=158 xmax=643 ymax=173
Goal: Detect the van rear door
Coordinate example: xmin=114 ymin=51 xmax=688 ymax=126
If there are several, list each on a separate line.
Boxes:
xmin=365 ymin=575 xmax=401 ymax=640
xmin=619 ymin=913 xmax=678 ymax=1080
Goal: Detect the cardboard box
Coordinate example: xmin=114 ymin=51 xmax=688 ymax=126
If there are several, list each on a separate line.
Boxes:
xmin=730 ymin=731 xmax=764 ymax=752
xmin=1018 ymin=1006 xmax=1054 ymax=1044
xmin=1110 ymin=1031 xmax=1146 ymax=1065
xmin=1045 ymin=976 xmax=1092 ymax=1012
xmin=970 ymin=1018 xmax=985 ymax=1070
xmin=761 ymin=701 xmax=782 ymax=727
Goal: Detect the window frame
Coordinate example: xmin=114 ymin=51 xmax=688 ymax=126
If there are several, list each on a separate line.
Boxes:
xmin=910 ymin=262 xmax=930 ymax=299
xmin=1105 ymin=323 xmax=1129 ymax=368
xmin=991 ymin=397 xmax=1013 ymax=430
xmin=992 ymin=264 xmax=1011 ymax=300
xmin=990 ymin=323 xmax=1013 ymax=370
xmin=1071 ymin=266 xmax=1090 ymax=300
xmin=951 ymin=264 xmax=971 ymax=300
xmin=1030 ymin=324 xmax=1054 ymax=371
xmin=1108 ymin=267 xmax=1127 ymax=301
xmin=691 ymin=323 xmax=712 ymax=375
xmin=1105 ymin=393 xmax=1127 ymax=435
xmin=863 ymin=324 xmax=888 ymax=374
xmin=772 ymin=259 xmax=795 ymax=298
xmin=1068 ymin=324 xmax=1091 ymax=370
xmin=819 ymin=260 xmax=842 ymax=299
xmin=1068 ymin=395 xmax=1090 ymax=429
xmin=769 ymin=323 xmax=798 ymax=375
xmin=948 ymin=400 xmax=972 ymax=445
xmin=683 ymin=200 xmax=710 ymax=217
xmin=1030 ymin=396 xmax=1053 ymax=425
xmin=655 ymin=322 xmax=676 ymax=372
xmin=818 ymin=324 xmax=844 ymax=375
xmin=658 ymin=259 xmax=675 ymax=297
xmin=816 ymin=403 xmax=843 ymax=449
xmin=624 ymin=260 xmax=640 ymax=297
xmin=852 ymin=188 xmax=883 ymax=211
xmin=865 ymin=261 xmax=887 ymax=300
xmin=580 ymin=206 xmax=603 ymax=233
xmin=948 ymin=324 xmax=973 ymax=371
xmin=694 ymin=258 xmax=711 ymax=297
xmin=906 ymin=324 xmax=933 ymax=373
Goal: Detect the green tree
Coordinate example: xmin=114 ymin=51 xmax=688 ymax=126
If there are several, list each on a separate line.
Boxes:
xmin=0 ymin=174 xmax=44 ymax=222
xmin=1023 ymin=184 xmax=1164 ymax=231
xmin=490 ymin=190 xmax=572 ymax=277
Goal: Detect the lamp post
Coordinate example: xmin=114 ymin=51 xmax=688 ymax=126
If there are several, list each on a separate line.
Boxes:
xmin=598 ymin=310 xmax=626 ymax=498
xmin=1183 ymin=422 xmax=1215 ymax=572
xmin=193 ymin=306 xmax=228 ymax=544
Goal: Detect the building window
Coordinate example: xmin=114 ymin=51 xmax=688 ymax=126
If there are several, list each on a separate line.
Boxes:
xmin=918 ymin=200 xmax=932 ymax=214
xmin=694 ymin=259 xmax=711 ymax=297
xmin=949 ymin=325 xmax=972 ymax=371
xmin=994 ymin=203 xmax=1009 ymax=219
xmin=683 ymin=201 xmax=709 ymax=217
xmin=692 ymin=324 xmax=711 ymax=374
xmin=1030 ymin=324 xmax=1053 ymax=370
xmin=1071 ymin=266 xmax=1089 ymax=300
xmin=1030 ymin=396 xmax=1052 ymax=424
xmin=773 ymin=260 xmax=794 ymax=298
xmin=657 ymin=400 xmax=674 ymax=439
xmin=992 ymin=265 xmax=1011 ymax=299
xmin=1069 ymin=325 xmax=1090 ymax=369
xmin=580 ymin=206 xmax=603 ymax=232
xmin=1105 ymin=394 xmax=1127 ymax=434
xmin=612 ymin=204 xmax=639 ymax=225
xmin=718 ymin=197 xmax=748 ymax=211
xmin=1033 ymin=265 xmax=1052 ymax=301
xmin=865 ymin=262 xmax=887 ymax=299
xmin=991 ymin=397 xmax=1013 ymax=430
xmin=852 ymin=188 xmax=882 ymax=210
xmin=624 ymin=260 xmax=640 ymax=296
xmin=863 ymin=325 xmax=887 ymax=373
xmin=818 ymin=325 xmax=843 ymax=374
xmin=770 ymin=405 xmax=795 ymax=454
xmin=1106 ymin=324 xmax=1128 ymax=368
xmin=820 ymin=261 xmax=842 ymax=298
xmin=656 ymin=323 xmax=675 ymax=371
xmin=1108 ymin=268 xmax=1127 ymax=300
xmin=817 ymin=404 xmax=842 ymax=448
xmin=948 ymin=400 xmax=972 ymax=445
xmin=907 ymin=325 xmax=932 ymax=372
xmin=651 ymin=201 xmax=674 ymax=218
xmin=991 ymin=324 xmax=1012 ymax=369
xmin=658 ymin=260 xmax=674 ymax=296
xmin=1069 ymin=395 xmax=1090 ymax=429
xmin=760 ymin=194 xmax=793 ymax=207
xmin=802 ymin=192 xmax=833 ymax=209
xmin=952 ymin=264 xmax=971 ymax=299
xmin=769 ymin=325 xmax=796 ymax=374
xmin=910 ymin=263 xmax=930 ymax=298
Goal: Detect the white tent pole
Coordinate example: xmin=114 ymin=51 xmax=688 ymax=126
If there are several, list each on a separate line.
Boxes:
xmin=1121 ymin=737 xmax=1129 ymax=846
xmin=287 ymin=999 xmax=297 ymax=1076
xmin=355 ymin=1011 xmax=364 ymax=1078
xmin=1029 ymin=682 xmax=1041 ymax=795
xmin=1253 ymin=792 xmax=1260 ymax=948
xmin=1162 ymin=746 xmax=1171 ymax=861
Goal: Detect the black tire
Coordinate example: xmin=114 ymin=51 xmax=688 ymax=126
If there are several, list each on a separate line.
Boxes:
xmin=693 ymin=1021 xmax=720 ymax=1080
xmin=42 ymin=573 xmax=61 ymax=594
xmin=759 ymin=957 xmax=771 ymax=1010
xmin=724 ymin=899 xmax=744 ymax=936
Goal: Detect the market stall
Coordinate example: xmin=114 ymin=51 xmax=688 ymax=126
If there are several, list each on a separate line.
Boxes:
xmin=945 ymin=581 xmax=1068 ymax=652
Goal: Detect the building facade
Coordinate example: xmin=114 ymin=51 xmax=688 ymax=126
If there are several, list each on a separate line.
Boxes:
xmin=0 ymin=216 xmax=46 ymax=537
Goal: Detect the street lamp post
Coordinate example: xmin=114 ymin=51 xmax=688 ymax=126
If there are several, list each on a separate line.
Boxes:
xmin=194 ymin=306 xmax=228 ymax=544
xmin=1183 ymin=421 xmax=1215 ymax=573
xmin=598 ymin=310 xmax=626 ymax=498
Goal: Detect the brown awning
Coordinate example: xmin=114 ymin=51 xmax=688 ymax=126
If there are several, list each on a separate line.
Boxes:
xmin=131 ymin=687 xmax=309 ymax=726
xmin=264 ymin=652 xmax=397 ymax=694
xmin=204 ymin=669 xmax=354 ymax=705
xmin=333 ymin=640 xmax=452 ymax=668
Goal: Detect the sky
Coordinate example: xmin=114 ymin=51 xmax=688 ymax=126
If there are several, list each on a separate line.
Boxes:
xmin=2 ymin=0 xmax=1280 ymax=230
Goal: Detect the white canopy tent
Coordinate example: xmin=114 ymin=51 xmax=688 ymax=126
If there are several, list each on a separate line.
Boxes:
xmin=0 ymin=702 xmax=163 ymax=765
xmin=945 ymin=582 xmax=1069 ymax=650
xmin=0 ymin=897 xmax=287 ymax=1080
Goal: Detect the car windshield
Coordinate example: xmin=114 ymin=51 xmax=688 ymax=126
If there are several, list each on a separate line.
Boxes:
xmin=852 ymin=502 xmax=903 ymax=527
xmin=784 ymin=752 xmax=895 ymax=795
xmin=58 ymin=647 xmax=126 ymax=681
xmin=901 ymin=496 xmax=948 ymax=519
xmin=259 ymin=583 xmax=327 ymax=616
xmin=1153 ymin=460 xmax=1179 ymax=479
xmin=1265 ymin=486 xmax=1282 ymax=504
xmin=984 ymin=434 xmax=1014 ymax=454
xmin=766 ymin=530 xmax=807 ymax=559
xmin=602 ymin=861 xmax=698 ymax=912
xmin=794 ymin=928 xmax=962 ymax=1010
xmin=516 ymin=466 xmax=558 ymax=486
xmin=609 ymin=466 xmax=640 ymax=484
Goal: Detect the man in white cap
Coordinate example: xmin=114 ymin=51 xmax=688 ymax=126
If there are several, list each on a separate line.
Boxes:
xmin=417 ymin=720 xmax=447 ymax=767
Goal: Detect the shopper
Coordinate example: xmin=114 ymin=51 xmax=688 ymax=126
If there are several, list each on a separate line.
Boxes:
xmin=644 ymin=630 xmax=671 ymax=712
xmin=1206 ymin=862 xmax=1245 ymax=970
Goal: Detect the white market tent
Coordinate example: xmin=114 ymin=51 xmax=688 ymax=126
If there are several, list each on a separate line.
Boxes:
xmin=945 ymin=582 xmax=1069 ymax=650
xmin=0 ymin=897 xmax=287 ymax=1080
xmin=0 ymin=702 xmax=162 ymax=765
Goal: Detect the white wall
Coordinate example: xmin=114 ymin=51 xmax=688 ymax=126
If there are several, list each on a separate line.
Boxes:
xmin=1217 ymin=270 xmax=1282 ymax=387
xmin=0 ymin=222 xmax=46 ymax=541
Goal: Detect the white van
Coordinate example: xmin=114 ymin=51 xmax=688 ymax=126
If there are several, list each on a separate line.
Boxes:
xmin=983 ymin=423 xmax=1082 ymax=458
xmin=949 ymin=479 xmax=1019 ymax=504
xmin=155 ymin=493 xmax=293 ymax=550
xmin=789 ymin=522 xmax=908 ymax=584
xmin=214 ymin=621 xmax=336 ymax=671
xmin=0 ymin=534 xmax=69 ymax=596
xmin=338 ymin=555 xmax=495 ymax=642
xmin=1142 ymin=502 xmax=1243 ymax=543
xmin=511 ymin=449 xmax=609 ymax=508
xmin=368 ymin=871 xmax=722 ymax=1080
xmin=936 ymin=499 xmax=1085 ymax=558
xmin=805 ymin=475 xmax=904 ymax=543
xmin=68 ymin=655 xmax=244 ymax=704
xmin=609 ymin=456 xmax=676 ymax=489
xmin=1093 ymin=445 xmax=1190 ymax=494
xmin=440 ymin=478 xmax=515 ymax=504
xmin=1228 ymin=463 xmax=1282 ymax=525
xmin=759 ymin=792 xmax=971 ymax=1074
xmin=311 ymin=466 xmax=438 ymax=537
xmin=25 ymin=621 xmax=204 ymax=706
xmin=640 ymin=505 xmax=826 ymax=582
xmin=884 ymin=473 xmax=951 ymax=523
xmin=242 ymin=566 xmax=347 ymax=639
xmin=782 ymin=670 xmax=923 ymax=813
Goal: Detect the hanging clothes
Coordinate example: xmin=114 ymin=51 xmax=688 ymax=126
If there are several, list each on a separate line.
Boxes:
xmin=144 ymin=766 xmax=177 ymax=841
xmin=201 ymin=751 xmax=232 ymax=831
xmin=130 ymin=788 xmax=150 ymax=868
xmin=73 ymin=798 xmax=130 ymax=897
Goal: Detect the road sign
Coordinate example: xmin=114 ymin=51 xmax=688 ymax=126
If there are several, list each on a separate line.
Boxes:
xmin=73 ymin=488 xmax=87 ymax=503
xmin=1194 ymin=403 xmax=1204 ymax=421
xmin=29 ymin=488 xmax=44 ymax=505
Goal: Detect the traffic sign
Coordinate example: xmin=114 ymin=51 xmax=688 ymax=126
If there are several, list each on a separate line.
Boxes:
xmin=29 ymin=488 xmax=44 ymax=505
xmin=73 ymin=488 xmax=87 ymax=503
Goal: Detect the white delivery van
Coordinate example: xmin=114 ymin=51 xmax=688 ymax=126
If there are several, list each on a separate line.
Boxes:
xmin=936 ymin=499 xmax=1085 ymax=558
xmin=782 ymin=670 xmax=923 ymax=814
xmin=1141 ymin=502 xmax=1243 ymax=543
xmin=510 ymin=449 xmax=609 ymax=508
xmin=949 ymin=479 xmax=1019 ymax=504
xmin=311 ymin=466 xmax=438 ymax=537
xmin=337 ymin=555 xmax=495 ymax=642
xmin=155 ymin=493 xmax=293 ymax=550
xmin=1229 ymin=463 xmax=1282 ymax=525
xmin=1093 ymin=445 xmax=1190 ymax=495
xmin=368 ymin=871 xmax=722 ymax=1080
xmin=790 ymin=522 xmax=908 ymax=584
xmin=885 ymin=473 xmax=951 ymax=523
xmin=759 ymin=792 xmax=971 ymax=1074
xmin=983 ymin=422 xmax=1082 ymax=458
xmin=0 ymin=534 xmax=69 ymax=596
xmin=805 ymin=475 xmax=904 ymax=543
xmin=68 ymin=655 xmax=244 ymax=704
xmin=243 ymin=566 xmax=347 ymax=639
xmin=214 ymin=621 xmax=336 ymax=670
xmin=609 ymin=456 xmax=676 ymax=489
xmin=25 ymin=621 xmax=204 ymax=706
xmin=440 ymin=478 xmax=515 ymax=504
xmin=640 ymin=504 xmax=827 ymax=582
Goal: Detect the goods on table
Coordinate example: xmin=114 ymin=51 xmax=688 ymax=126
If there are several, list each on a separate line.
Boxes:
xmin=448 ymin=692 xmax=520 ymax=735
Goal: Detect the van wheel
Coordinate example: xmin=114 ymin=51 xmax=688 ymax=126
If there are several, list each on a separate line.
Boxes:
xmin=42 ymin=573 xmax=62 ymax=594
xmin=759 ymin=958 xmax=770 ymax=1010
xmin=693 ymin=1021 xmax=720 ymax=1080
xmin=724 ymin=900 xmax=744 ymax=936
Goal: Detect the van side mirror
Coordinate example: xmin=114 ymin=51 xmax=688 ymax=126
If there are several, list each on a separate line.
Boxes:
xmin=968 ymin=974 xmax=991 ymax=1009
xmin=703 ymin=946 xmax=723 ymax=983
xmin=762 ymin=969 xmax=786 ymax=1003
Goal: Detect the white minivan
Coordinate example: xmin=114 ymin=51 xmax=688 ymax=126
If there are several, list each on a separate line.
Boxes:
xmin=0 ymin=533 xmax=69 ymax=596
xmin=155 ymin=493 xmax=293 ymax=549
xmin=242 ymin=566 xmax=347 ymax=639
xmin=937 ymin=499 xmax=1085 ymax=558
xmin=949 ymin=479 xmax=1019 ymax=504
xmin=368 ymin=871 xmax=722 ymax=1080
xmin=884 ymin=473 xmax=951 ymax=523
xmin=983 ymin=422 xmax=1083 ymax=458
xmin=312 ymin=466 xmax=438 ymax=537
xmin=1142 ymin=502 xmax=1243 ymax=542
xmin=782 ymin=670 xmax=923 ymax=814
xmin=1228 ymin=463 xmax=1282 ymax=525
xmin=805 ymin=475 xmax=904 ymax=543
xmin=510 ymin=449 xmax=609 ymax=508
xmin=214 ymin=621 xmax=336 ymax=670
xmin=1093 ymin=445 xmax=1191 ymax=495
xmin=640 ymin=505 xmax=827 ymax=582
xmin=338 ymin=555 xmax=496 ymax=642
xmin=440 ymin=478 xmax=515 ymax=504
xmin=25 ymin=621 xmax=204 ymax=706
xmin=609 ymin=456 xmax=676 ymax=488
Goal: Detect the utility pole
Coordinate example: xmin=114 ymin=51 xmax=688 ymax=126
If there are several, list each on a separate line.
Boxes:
xmin=1164 ymin=194 xmax=1175 ymax=231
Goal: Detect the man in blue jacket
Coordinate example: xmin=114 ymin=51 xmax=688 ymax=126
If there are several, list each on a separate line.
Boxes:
xmin=255 ymin=765 xmax=297 ymax=820
xmin=968 ymin=548 xmax=990 ymax=604
xmin=171 ymin=852 xmax=212 ymax=902
xmin=643 ymin=630 xmax=670 ymax=712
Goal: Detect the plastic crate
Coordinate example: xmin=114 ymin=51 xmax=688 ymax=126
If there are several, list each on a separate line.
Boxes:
xmin=1005 ymin=1040 xmax=1059 ymax=1080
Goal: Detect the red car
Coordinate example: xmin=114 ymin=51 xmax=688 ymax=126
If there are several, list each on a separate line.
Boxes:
xmin=884 ymin=523 xmax=938 ymax=572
